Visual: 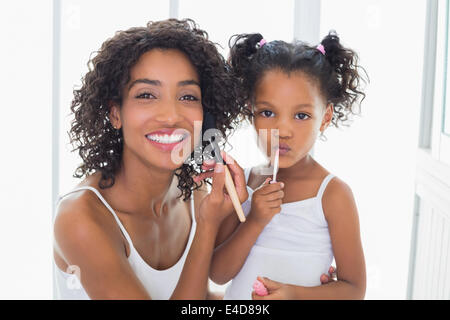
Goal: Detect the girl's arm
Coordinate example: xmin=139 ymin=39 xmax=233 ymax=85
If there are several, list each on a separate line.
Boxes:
xmin=210 ymin=180 xmax=285 ymax=285
xmin=210 ymin=214 xmax=267 ymax=284
xmin=253 ymin=177 xmax=366 ymax=300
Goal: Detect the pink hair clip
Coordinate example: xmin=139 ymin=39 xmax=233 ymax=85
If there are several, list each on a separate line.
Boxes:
xmin=316 ymin=44 xmax=326 ymax=55
xmin=256 ymin=39 xmax=267 ymax=49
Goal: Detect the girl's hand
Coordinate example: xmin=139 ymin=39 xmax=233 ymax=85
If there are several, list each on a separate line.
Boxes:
xmin=195 ymin=151 xmax=248 ymax=228
xmin=320 ymin=266 xmax=337 ymax=284
xmin=251 ymin=276 xmax=295 ymax=300
xmin=247 ymin=178 xmax=284 ymax=228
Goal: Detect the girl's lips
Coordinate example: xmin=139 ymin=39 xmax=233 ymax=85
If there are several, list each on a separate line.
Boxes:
xmin=278 ymin=143 xmax=291 ymax=155
xmin=279 ymin=147 xmax=290 ymax=155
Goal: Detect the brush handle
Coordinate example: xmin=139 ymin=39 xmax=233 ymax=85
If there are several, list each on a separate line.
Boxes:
xmin=272 ymin=148 xmax=279 ymax=183
xmin=224 ymin=165 xmax=246 ymax=223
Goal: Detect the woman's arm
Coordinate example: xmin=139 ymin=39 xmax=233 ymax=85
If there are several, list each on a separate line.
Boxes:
xmin=170 ymin=221 xmax=220 ymax=299
xmin=54 ymin=199 xmax=152 ymax=299
xmin=253 ymin=177 xmax=366 ymax=300
xmin=165 ymin=160 xmax=249 ymax=299
xmin=171 ymin=157 xmax=249 ymax=298
xmin=54 ymin=204 xmax=221 ymax=299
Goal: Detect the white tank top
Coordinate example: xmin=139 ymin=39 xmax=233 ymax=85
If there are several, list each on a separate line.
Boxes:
xmin=224 ymin=168 xmax=335 ymax=299
xmin=53 ymin=185 xmax=196 ymax=300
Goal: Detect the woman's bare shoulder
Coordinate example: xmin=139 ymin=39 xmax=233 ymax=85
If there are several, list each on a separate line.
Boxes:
xmin=55 ymin=175 xmax=106 ymax=225
xmin=53 ymin=179 xmax=148 ymax=298
xmin=55 ymin=191 xmax=102 ymax=243
xmin=53 ymin=177 xmax=124 ymax=258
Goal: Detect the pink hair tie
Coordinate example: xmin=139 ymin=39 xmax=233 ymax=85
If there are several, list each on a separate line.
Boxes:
xmin=256 ymin=39 xmax=267 ymax=49
xmin=316 ymin=44 xmax=326 ymax=55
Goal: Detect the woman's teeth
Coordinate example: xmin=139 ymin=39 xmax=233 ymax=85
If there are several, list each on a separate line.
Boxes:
xmin=146 ymin=134 xmax=186 ymax=144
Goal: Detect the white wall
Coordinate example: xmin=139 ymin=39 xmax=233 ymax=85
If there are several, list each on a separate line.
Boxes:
xmin=0 ymin=0 xmax=53 ymax=299
xmin=58 ymin=0 xmax=170 ymax=195
xmin=316 ymin=0 xmax=426 ymax=299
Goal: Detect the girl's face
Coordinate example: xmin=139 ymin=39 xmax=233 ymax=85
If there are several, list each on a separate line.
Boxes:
xmin=252 ymin=69 xmax=333 ymax=169
xmin=109 ymin=49 xmax=203 ymax=171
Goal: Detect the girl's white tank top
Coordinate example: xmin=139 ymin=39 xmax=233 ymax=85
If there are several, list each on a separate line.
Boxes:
xmin=224 ymin=168 xmax=335 ymax=299
xmin=53 ymin=186 xmax=196 ymax=300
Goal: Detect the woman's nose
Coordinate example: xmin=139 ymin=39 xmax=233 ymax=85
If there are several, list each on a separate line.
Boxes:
xmin=154 ymin=100 xmax=182 ymax=124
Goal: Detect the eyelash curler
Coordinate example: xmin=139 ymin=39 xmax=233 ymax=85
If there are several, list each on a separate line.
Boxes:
xmin=202 ymin=112 xmax=246 ymax=222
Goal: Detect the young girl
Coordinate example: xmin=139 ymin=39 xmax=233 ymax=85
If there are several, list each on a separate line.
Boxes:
xmin=208 ymin=31 xmax=367 ymax=299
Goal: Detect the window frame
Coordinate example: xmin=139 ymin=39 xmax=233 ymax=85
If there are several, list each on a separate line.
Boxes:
xmin=432 ymin=0 xmax=450 ymax=165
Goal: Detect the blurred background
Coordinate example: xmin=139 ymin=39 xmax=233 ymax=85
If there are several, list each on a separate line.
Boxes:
xmin=0 ymin=0 xmax=449 ymax=299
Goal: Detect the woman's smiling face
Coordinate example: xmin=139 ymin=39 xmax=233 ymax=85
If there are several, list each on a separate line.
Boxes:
xmin=110 ymin=49 xmax=203 ymax=171
xmin=252 ymin=69 xmax=332 ymax=168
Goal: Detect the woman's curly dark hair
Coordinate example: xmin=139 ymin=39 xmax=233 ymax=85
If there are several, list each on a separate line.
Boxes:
xmin=228 ymin=31 xmax=368 ymax=128
xmin=69 ymin=19 xmax=247 ymax=200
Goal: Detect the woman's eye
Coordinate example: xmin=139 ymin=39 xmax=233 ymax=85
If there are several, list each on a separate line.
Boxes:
xmin=260 ymin=110 xmax=274 ymax=118
xmin=295 ymin=113 xmax=310 ymax=120
xmin=180 ymin=95 xmax=199 ymax=101
xmin=136 ymin=92 xmax=155 ymax=99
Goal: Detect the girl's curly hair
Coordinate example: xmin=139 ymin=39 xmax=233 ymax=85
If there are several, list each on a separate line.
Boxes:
xmin=228 ymin=31 xmax=368 ymax=128
xmin=69 ymin=19 xmax=247 ymax=200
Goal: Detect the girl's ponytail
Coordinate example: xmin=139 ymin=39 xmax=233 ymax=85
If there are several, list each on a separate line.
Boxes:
xmin=320 ymin=31 xmax=367 ymax=123
xmin=228 ymin=33 xmax=264 ymax=82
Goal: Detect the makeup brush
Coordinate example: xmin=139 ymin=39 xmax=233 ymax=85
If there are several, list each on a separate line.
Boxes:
xmin=272 ymin=148 xmax=279 ymax=183
xmin=202 ymin=112 xmax=246 ymax=222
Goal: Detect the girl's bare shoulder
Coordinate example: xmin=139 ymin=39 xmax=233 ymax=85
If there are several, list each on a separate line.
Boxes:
xmin=321 ymin=175 xmax=358 ymax=221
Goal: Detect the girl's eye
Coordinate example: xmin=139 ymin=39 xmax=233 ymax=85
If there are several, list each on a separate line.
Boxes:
xmin=260 ymin=110 xmax=274 ymax=118
xmin=295 ymin=113 xmax=310 ymax=120
xmin=180 ymin=95 xmax=199 ymax=101
xmin=136 ymin=92 xmax=156 ymax=99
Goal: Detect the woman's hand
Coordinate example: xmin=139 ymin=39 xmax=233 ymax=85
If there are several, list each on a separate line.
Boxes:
xmin=251 ymin=276 xmax=295 ymax=300
xmin=247 ymin=178 xmax=284 ymax=228
xmin=195 ymin=151 xmax=248 ymax=229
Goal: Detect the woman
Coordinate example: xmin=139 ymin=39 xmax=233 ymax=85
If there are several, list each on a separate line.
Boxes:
xmin=53 ymin=18 xmax=249 ymax=299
